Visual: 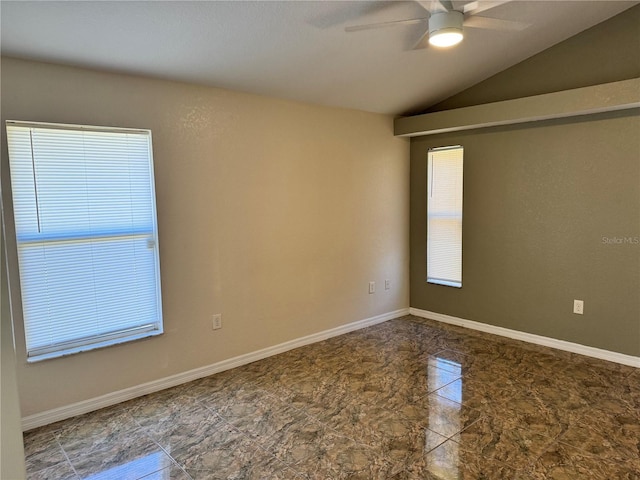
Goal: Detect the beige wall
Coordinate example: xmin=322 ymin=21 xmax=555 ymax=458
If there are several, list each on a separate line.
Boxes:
xmin=1 ymin=57 xmax=409 ymax=417
xmin=409 ymin=7 xmax=640 ymax=357
xmin=1 ymin=223 xmax=26 ymax=478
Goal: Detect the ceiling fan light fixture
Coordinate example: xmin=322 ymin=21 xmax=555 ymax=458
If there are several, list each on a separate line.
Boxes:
xmin=429 ymin=29 xmax=464 ymax=47
xmin=428 ymin=11 xmax=464 ymax=47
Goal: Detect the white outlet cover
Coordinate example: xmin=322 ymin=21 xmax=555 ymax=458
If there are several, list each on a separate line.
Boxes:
xmin=573 ymin=300 xmax=584 ymax=315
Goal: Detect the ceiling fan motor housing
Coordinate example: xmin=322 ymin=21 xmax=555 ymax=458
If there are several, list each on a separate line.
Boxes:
xmin=429 ymin=10 xmax=464 ymax=43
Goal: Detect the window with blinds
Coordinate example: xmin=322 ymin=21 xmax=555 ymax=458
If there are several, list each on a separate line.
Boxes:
xmin=6 ymin=121 xmax=163 ymax=362
xmin=427 ymin=146 xmax=463 ymax=288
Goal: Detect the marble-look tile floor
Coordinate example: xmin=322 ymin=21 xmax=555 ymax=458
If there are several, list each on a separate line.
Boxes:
xmin=24 ymin=315 xmax=640 ymax=479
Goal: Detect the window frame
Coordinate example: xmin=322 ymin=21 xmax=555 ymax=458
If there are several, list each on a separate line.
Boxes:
xmin=427 ymin=145 xmax=463 ymax=288
xmin=4 ymin=120 xmax=164 ymax=362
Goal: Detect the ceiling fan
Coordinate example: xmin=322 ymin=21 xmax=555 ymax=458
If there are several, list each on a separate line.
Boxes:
xmin=345 ymin=0 xmax=530 ymax=49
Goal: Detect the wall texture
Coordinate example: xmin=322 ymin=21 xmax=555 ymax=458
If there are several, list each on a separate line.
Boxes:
xmin=1 ymin=57 xmax=409 ymax=417
xmin=410 ymin=7 xmax=640 ymax=356
xmin=410 ymin=112 xmax=640 ymax=356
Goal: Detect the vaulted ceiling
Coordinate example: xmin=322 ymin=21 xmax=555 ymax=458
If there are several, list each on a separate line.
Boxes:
xmin=1 ymin=1 xmax=636 ymax=115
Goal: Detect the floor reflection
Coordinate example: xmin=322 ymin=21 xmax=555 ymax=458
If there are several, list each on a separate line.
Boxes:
xmin=427 ymin=356 xmax=463 ymax=479
xmin=84 ymin=450 xmax=169 ymax=480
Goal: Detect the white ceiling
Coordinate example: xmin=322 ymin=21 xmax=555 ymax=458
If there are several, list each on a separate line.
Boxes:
xmin=1 ymin=1 xmax=636 ymax=115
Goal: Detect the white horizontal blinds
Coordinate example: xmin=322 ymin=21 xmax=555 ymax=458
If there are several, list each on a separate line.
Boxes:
xmin=427 ymin=146 xmax=463 ymax=288
xmin=6 ymin=122 xmax=163 ymax=360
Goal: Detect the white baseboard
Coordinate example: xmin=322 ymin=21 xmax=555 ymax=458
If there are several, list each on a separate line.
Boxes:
xmin=410 ymin=307 xmax=640 ymax=368
xmin=22 ymin=308 xmax=410 ymax=431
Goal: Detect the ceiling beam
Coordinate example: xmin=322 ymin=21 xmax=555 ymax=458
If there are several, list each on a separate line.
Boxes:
xmin=394 ymin=78 xmax=640 ymax=137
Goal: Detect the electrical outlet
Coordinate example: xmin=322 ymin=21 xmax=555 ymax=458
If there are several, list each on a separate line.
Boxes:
xmin=385 ymin=279 xmax=391 ymax=290
xmin=212 ymin=313 xmax=222 ymax=330
xmin=369 ymin=281 xmax=375 ymax=294
xmin=573 ymin=300 xmax=584 ymax=315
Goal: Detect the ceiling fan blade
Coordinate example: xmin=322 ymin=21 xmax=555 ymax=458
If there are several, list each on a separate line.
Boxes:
xmin=422 ymin=0 xmax=452 ymax=13
xmin=463 ymin=0 xmax=511 ymax=16
xmin=463 ymin=15 xmax=529 ymax=31
xmin=345 ymin=17 xmax=427 ymax=32
xmin=308 ymin=1 xmax=405 ymax=29
xmin=410 ymin=26 xmax=431 ymax=50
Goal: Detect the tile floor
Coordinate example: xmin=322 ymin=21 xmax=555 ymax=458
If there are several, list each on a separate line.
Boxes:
xmin=23 ymin=315 xmax=640 ymax=479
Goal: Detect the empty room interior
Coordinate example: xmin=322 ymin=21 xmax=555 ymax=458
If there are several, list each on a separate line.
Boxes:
xmin=1 ymin=1 xmax=639 ymax=479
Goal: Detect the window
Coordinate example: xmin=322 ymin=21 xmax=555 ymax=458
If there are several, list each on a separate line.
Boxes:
xmin=6 ymin=121 xmax=163 ymax=362
xmin=427 ymin=146 xmax=463 ymax=288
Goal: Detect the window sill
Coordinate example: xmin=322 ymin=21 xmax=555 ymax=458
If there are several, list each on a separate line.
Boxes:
xmin=26 ymin=329 xmax=163 ymax=363
xmin=427 ymin=279 xmax=462 ymax=288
